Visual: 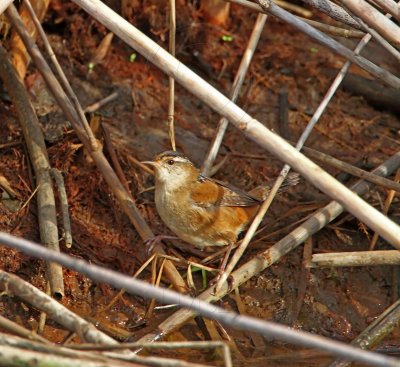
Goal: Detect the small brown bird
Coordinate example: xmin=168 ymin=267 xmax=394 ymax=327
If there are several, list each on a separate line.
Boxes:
xmin=143 ymin=151 xmax=299 ymax=259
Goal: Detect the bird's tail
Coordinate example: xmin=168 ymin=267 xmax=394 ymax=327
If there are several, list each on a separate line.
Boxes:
xmin=249 ymin=172 xmax=300 ymax=201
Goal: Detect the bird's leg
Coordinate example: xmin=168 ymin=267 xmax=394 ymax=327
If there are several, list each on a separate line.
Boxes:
xmin=219 ymin=243 xmax=234 ymax=273
xmin=209 ymin=243 xmax=235 ymax=288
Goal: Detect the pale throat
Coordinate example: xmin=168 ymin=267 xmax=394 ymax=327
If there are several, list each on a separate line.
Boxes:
xmin=155 ymin=165 xmax=197 ymax=194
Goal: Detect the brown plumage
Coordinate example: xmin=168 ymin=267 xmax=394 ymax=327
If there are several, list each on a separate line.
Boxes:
xmin=143 ymin=151 xmax=299 ymax=250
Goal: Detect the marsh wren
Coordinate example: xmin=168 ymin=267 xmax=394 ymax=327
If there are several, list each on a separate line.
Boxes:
xmin=143 ymin=151 xmax=299 ymax=260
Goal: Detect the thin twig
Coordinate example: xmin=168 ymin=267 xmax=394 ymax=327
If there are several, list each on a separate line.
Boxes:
xmin=0 ymin=175 xmax=19 ymax=198
xmin=341 ymin=5 xmax=400 ymax=63
xmin=0 ymin=346 xmax=131 ymax=367
xmin=369 ymin=0 xmax=400 ymax=21
xmin=137 ymin=151 xmax=400 ymax=348
xmin=309 ymin=250 xmax=400 ymax=267
xmin=228 ymin=149 xmax=400 ymax=192
xmin=369 ymin=169 xmax=400 ymax=250
xmin=70 ymin=341 xmax=233 ymax=367
xmin=0 ymin=270 xmax=117 ymax=344
xmin=126 ymin=154 xmax=154 ymax=175
xmin=168 ymin=0 xmax=176 ymax=151
xmin=301 ymin=145 xmax=400 ymax=192
xmin=50 ymin=169 xmax=73 ymax=248
xmin=290 ymin=237 xmax=313 ymax=325
xmin=23 ymin=0 xmax=98 ymax=150
xmin=146 ymin=258 xmax=166 ymax=319
xmin=299 ymin=17 xmax=365 ymax=38
xmin=19 ymin=183 xmax=40 ymax=211
xmin=38 ymin=281 xmax=50 ymax=336
xmin=338 ymin=0 xmax=400 ymax=46
xmin=71 ymin=0 xmax=400 ymax=249
xmin=1 ymin=233 xmax=399 ymax=367
xmin=228 ymin=0 xmax=362 ymax=29
xmin=275 ymin=0 xmax=312 ymax=16
xmin=215 ymin=3 xmax=399 ymax=289
xmin=232 ymin=0 xmax=400 ymax=87
xmin=84 ymin=91 xmax=119 ymax=113
xmin=0 ymin=42 xmax=63 ymax=297
xmin=201 ymin=12 xmax=267 ymax=175
xmin=0 ymin=0 xmax=13 ymax=15
xmin=5 ymin=3 xmax=187 ymax=294
xmin=328 ymin=299 xmax=400 ymax=367
xmin=0 ymin=140 xmax=22 ymax=150
xmin=0 ymin=315 xmax=50 ymax=344
xmin=0 ymin=331 xmax=207 ymax=367
xmin=101 ymin=123 xmax=131 ymax=193
xmin=99 ymin=253 xmax=156 ymax=314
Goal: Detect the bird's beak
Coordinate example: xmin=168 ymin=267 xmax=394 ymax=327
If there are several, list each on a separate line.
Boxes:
xmin=141 ymin=160 xmax=157 ymax=166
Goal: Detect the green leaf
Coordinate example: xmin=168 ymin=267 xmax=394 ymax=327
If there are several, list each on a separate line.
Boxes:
xmin=221 ymin=35 xmax=234 ymax=42
xmin=129 ymin=53 xmax=137 ymax=62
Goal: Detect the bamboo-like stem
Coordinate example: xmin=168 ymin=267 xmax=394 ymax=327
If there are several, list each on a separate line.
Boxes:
xmin=369 ymin=0 xmax=400 ymax=21
xmin=70 ymin=340 xmax=233 ymax=367
xmin=0 ymin=346 xmax=137 ymax=367
xmin=299 ymin=18 xmax=365 ymax=38
xmin=259 ymin=0 xmax=400 ymax=86
xmin=290 ymin=237 xmax=313 ymax=324
xmin=233 ymin=0 xmax=400 ymax=88
xmin=215 ymin=167 xmax=287 ymax=291
xmin=23 ymin=0 xmax=98 ymax=150
xmin=168 ymin=0 xmax=176 ymax=151
xmin=0 ymin=315 xmax=50 ymax=344
xmin=50 ymin=169 xmax=73 ymax=248
xmin=228 ymin=0 xmax=361 ymax=29
xmin=0 ymin=0 xmax=13 ymax=14
xmin=5 ymin=3 xmax=187 ymax=294
xmin=0 ymin=332 xmax=209 ymax=367
xmin=275 ymin=0 xmax=312 ymax=16
xmin=339 ymin=0 xmax=400 ymax=46
xmin=343 ymin=7 xmax=400 ymax=63
xmin=309 ymin=250 xmax=400 ymax=267
xmin=328 ymin=299 xmax=400 ymax=367
xmin=99 ymin=253 xmax=156 ymax=314
xmin=214 ymin=13 xmax=388 ymax=290
xmin=84 ymin=91 xmax=119 ymax=113
xmin=369 ymin=169 xmax=400 ymax=250
xmin=301 ymin=145 xmax=400 ymax=192
xmin=201 ymin=12 xmax=267 ymax=175
xmin=0 ymin=233 xmax=399 ymax=367
xmin=0 ymin=334 xmax=116 ymax=365
xmin=70 ymin=0 xmax=400 ymax=249
xmin=137 ymin=151 xmax=400 ymax=346
xmin=0 ymin=270 xmax=117 ymax=344
xmin=0 ymin=42 xmax=64 ymax=296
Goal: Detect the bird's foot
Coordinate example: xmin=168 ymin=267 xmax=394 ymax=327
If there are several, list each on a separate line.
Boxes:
xmin=144 ymin=235 xmax=179 ymax=254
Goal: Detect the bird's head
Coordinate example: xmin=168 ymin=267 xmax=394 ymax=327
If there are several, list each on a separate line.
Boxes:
xmin=142 ymin=151 xmax=198 ymax=185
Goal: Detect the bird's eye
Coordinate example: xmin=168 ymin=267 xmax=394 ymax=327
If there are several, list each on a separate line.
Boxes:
xmin=167 ymin=159 xmax=175 ymax=165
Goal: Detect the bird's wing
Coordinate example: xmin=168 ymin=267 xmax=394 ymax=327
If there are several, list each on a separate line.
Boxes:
xmin=190 ymin=175 xmax=261 ymax=208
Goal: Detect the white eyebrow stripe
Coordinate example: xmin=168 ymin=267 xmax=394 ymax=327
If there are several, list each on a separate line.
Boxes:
xmin=165 ymin=156 xmax=189 ymax=163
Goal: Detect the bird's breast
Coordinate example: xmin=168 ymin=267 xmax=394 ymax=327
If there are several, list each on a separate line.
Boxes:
xmin=154 ymin=186 xmax=256 ymax=249
xmin=155 ymin=188 xmax=202 ymax=232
